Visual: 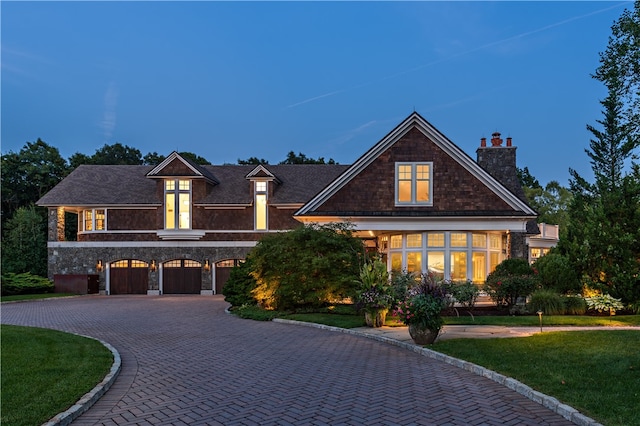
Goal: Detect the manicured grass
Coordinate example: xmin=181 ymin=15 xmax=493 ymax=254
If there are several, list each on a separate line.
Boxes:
xmin=432 ymin=330 xmax=640 ymax=426
xmin=1 ymin=325 xmax=113 ymax=426
xmin=282 ymin=312 xmax=366 ymax=328
xmin=1 ymin=293 xmax=77 ymax=302
xmin=442 ymin=314 xmax=640 ymax=326
xmin=269 ymin=309 xmax=640 ymax=328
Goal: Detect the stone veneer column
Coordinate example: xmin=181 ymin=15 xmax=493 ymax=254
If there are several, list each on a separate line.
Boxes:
xmin=48 ymin=207 xmax=65 ymax=241
xmin=508 ymin=232 xmax=528 ymax=260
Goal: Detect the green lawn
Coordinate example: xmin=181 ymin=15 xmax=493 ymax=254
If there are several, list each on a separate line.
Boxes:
xmin=433 ymin=331 xmax=640 ymax=426
xmin=0 ymin=325 xmax=113 ymax=426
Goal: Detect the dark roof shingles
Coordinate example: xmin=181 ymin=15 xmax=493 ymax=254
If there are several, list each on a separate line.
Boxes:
xmin=37 ymin=164 xmax=349 ymax=207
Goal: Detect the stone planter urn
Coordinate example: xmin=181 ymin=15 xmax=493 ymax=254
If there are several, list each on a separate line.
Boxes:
xmin=408 ymin=324 xmax=439 ymax=345
xmin=364 ymin=308 xmax=388 ymax=328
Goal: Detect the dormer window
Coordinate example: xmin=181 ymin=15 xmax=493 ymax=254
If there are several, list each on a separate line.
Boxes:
xmin=255 ymin=181 xmax=268 ymax=230
xmin=165 ymin=179 xmax=191 ymax=230
xmin=396 ymin=162 xmax=433 ymax=206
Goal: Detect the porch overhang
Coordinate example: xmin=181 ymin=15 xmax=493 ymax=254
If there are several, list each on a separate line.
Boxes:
xmin=294 ymin=215 xmax=536 ymax=233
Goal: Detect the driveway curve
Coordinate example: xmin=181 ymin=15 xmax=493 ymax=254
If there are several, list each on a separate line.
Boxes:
xmin=1 ymin=295 xmax=574 ymax=426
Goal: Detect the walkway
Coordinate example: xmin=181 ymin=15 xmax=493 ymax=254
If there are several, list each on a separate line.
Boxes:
xmin=1 ymin=295 xmax=593 ymax=425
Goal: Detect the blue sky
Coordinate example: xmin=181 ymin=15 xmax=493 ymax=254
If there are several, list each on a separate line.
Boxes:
xmin=1 ymin=1 xmax=631 ymax=186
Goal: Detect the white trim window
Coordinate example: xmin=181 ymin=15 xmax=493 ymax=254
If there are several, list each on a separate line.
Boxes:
xmin=385 ymin=231 xmax=504 ymax=284
xmin=395 ymin=162 xmax=433 ymax=206
xmin=81 ymin=209 xmax=106 ymax=232
xmin=165 ymin=179 xmax=191 ymax=230
xmin=255 ymin=181 xmax=268 ymax=231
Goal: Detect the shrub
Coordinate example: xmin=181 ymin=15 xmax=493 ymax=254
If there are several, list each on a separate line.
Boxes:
xmin=233 ymin=305 xmax=280 ymax=321
xmin=1 ymin=272 xmax=53 ymax=296
xmin=563 ymin=295 xmax=587 ymax=315
xmin=223 ymin=259 xmax=257 ymax=307
xmin=483 ymin=258 xmax=539 ymax=311
xmin=528 ymin=289 xmax=565 ymax=315
xmin=250 ymin=223 xmax=365 ymax=311
xmin=448 ymin=280 xmax=480 ymax=309
xmin=533 ymin=251 xmax=582 ymax=294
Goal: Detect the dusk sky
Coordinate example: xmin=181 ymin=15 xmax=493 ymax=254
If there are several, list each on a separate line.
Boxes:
xmin=2 ymin=1 xmax=631 ymax=186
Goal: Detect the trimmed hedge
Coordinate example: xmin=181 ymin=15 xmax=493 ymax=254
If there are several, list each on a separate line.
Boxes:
xmin=1 ymin=272 xmax=53 ymax=296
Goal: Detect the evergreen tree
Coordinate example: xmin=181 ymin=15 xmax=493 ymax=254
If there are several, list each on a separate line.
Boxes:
xmin=561 ymin=2 xmax=640 ymax=307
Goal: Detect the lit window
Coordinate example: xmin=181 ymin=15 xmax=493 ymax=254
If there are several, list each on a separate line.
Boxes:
xmin=490 ymin=252 xmax=501 ymax=273
xmin=427 ymin=252 xmax=445 ymax=280
xmin=427 ymin=233 xmax=444 ymax=247
xmin=391 ymin=253 xmax=402 ymax=271
xmin=390 ymin=235 xmax=402 ymax=249
xmin=450 ymin=233 xmax=468 ymax=247
xmin=82 ymin=209 xmax=107 ymax=232
xmin=395 ymin=162 xmax=433 ymax=205
xmin=255 ymin=181 xmax=268 ymax=231
xmin=165 ymin=179 xmax=190 ymax=230
xmin=450 ymin=252 xmax=467 ymax=281
xmin=84 ymin=210 xmax=93 ymax=231
xmin=489 ymin=234 xmax=501 ymax=250
xmin=472 ymin=234 xmax=486 ymax=248
xmin=406 ymin=234 xmax=422 ymax=248
xmin=472 ymin=252 xmax=486 ymax=284
xmin=407 ymin=252 xmax=422 ymax=273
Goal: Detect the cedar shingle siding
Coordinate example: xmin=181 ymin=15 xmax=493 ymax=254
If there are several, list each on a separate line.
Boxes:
xmin=314 ymin=127 xmax=513 ymax=215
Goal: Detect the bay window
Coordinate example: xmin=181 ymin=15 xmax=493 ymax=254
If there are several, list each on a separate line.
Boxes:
xmin=384 ymin=231 xmax=504 ymax=284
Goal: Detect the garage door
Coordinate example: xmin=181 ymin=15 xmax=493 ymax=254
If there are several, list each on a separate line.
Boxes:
xmin=215 ymin=259 xmax=242 ymax=294
xmin=163 ymin=259 xmax=202 ymax=294
xmin=110 ymin=260 xmax=149 ymax=295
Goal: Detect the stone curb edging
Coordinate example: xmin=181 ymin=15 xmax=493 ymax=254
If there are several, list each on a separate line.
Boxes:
xmin=273 ymin=318 xmax=603 ymax=426
xmin=41 ymin=335 xmax=122 ymax=426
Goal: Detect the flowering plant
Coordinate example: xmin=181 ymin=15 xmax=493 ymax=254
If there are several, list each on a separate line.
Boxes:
xmin=355 ymin=258 xmax=393 ymax=312
xmin=393 ymin=271 xmax=449 ymax=331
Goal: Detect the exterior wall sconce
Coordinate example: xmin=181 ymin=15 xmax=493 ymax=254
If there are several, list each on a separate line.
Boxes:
xmin=204 ymin=259 xmax=210 ymax=271
xmin=96 ymin=260 xmax=103 ymax=272
xmin=151 ymin=260 xmax=156 ymax=272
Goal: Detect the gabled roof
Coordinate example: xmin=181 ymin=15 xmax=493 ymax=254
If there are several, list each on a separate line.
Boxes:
xmin=245 ymin=165 xmax=282 ymax=184
xmin=296 ymin=112 xmax=537 ymax=217
xmin=146 ymin=151 xmax=219 ymax=184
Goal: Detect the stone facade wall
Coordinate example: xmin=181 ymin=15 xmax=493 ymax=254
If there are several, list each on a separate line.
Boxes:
xmin=48 ymin=244 xmax=252 ymax=293
xmin=508 ymin=232 xmax=529 ymax=260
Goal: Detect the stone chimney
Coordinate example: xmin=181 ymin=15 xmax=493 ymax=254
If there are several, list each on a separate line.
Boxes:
xmin=477 ymin=133 xmax=538 ymax=259
xmin=476 ymin=132 xmax=527 ymax=203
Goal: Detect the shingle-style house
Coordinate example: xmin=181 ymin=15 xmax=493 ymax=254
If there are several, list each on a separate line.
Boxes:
xmin=37 ymin=112 xmax=542 ymax=295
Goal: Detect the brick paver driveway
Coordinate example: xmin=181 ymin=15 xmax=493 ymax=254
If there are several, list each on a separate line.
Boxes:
xmin=1 ymin=295 xmax=574 ymax=426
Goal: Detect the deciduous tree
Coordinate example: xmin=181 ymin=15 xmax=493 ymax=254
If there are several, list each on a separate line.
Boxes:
xmin=1 ymin=139 xmax=68 ymax=223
